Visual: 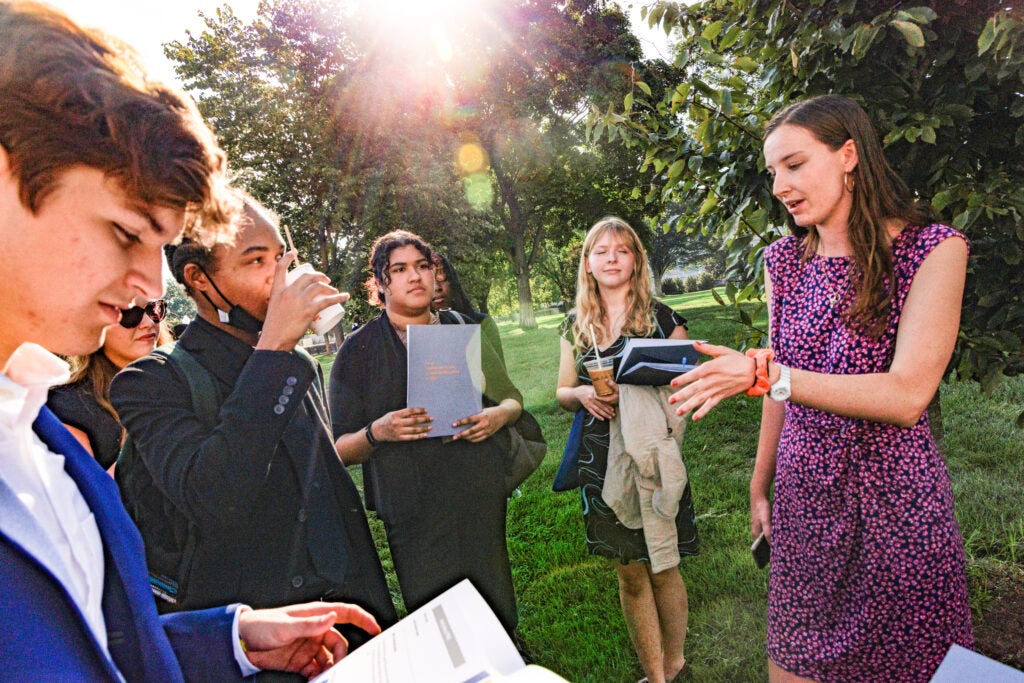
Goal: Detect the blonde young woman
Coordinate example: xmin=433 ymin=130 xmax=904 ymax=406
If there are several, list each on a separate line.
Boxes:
xmin=48 ymin=299 xmax=171 ymax=471
xmin=556 ymin=217 xmax=697 ymax=683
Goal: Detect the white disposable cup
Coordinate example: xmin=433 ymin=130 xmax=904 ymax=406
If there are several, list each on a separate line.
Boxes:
xmin=285 ymin=262 xmax=345 ymax=335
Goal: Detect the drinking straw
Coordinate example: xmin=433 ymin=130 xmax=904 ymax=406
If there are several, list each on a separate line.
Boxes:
xmin=283 ymin=223 xmax=298 ymax=259
xmin=589 ymin=323 xmax=601 ymax=362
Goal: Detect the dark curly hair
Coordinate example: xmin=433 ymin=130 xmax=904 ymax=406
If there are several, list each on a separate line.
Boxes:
xmin=366 ymin=230 xmax=433 ymax=306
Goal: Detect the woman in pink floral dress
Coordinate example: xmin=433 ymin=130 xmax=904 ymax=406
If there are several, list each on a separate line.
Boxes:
xmin=669 ymin=95 xmax=973 ymax=682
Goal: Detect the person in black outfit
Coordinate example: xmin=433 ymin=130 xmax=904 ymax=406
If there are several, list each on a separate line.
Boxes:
xmin=430 ymin=251 xmax=506 ymax=363
xmin=330 ymin=231 xmax=523 ymax=634
xmin=111 ymin=198 xmax=396 ymax=648
xmin=48 ymin=299 xmax=170 ymax=470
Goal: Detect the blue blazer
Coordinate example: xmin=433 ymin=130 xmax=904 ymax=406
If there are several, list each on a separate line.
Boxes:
xmin=0 ymin=407 xmax=244 ymax=681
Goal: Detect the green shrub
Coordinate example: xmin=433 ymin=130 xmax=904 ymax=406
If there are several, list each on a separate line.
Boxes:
xmin=661 ymin=277 xmax=684 ymax=295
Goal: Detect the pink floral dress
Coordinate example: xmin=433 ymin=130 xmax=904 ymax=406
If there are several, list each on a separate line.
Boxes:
xmin=763 ymin=224 xmax=973 ymax=681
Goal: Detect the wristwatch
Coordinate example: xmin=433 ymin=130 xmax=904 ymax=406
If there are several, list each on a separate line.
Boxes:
xmin=769 ymin=364 xmax=791 ymax=402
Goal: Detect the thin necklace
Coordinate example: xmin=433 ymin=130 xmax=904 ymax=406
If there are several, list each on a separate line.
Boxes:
xmin=821 ymin=261 xmax=851 ymax=307
xmin=603 ymin=309 xmax=627 ymax=344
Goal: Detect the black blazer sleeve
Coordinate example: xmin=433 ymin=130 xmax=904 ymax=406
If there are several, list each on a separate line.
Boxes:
xmin=111 ymin=349 xmax=316 ymax=532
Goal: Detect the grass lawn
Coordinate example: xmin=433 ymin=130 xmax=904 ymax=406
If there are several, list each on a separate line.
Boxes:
xmin=320 ymin=292 xmax=1024 ymax=681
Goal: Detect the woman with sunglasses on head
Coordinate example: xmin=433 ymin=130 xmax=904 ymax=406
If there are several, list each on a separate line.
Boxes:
xmin=48 ymin=299 xmax=170 ymax=471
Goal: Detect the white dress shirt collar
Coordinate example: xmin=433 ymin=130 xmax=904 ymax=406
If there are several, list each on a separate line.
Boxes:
xmin=0 ymin=342 xmax=110 ymax=657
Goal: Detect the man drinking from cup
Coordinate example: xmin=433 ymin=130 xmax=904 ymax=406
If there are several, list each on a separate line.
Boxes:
xmin=110 ymin=195 xmax=397 ymax=651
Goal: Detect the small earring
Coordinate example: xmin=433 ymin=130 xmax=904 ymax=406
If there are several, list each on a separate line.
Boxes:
xmin=843 ymin=171 xmax=855 ymax=193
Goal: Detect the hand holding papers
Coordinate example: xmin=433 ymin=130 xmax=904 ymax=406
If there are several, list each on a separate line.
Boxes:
xmin=407 ymin=324 xmax=484 ymax=438
xmin=310 ymin=580 xmax=569 ymax=683
xmin=615 ymin=338 xmax=701 ymax=386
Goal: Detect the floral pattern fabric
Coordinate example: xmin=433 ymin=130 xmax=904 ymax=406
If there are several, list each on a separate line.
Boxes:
xmin=763 ymin=224 xmax=973 ymax=681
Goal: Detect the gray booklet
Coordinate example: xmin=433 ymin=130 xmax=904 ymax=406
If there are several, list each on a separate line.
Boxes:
xmin=407 ymin=324 xmax=483 ymax=438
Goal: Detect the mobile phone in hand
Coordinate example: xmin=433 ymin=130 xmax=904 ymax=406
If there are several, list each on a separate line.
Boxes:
xmin=751 ymin=532 xmax=770 ymax=569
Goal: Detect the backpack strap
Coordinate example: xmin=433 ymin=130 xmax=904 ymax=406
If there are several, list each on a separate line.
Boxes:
xmin=117 ymin=341 xmax=221 ymax=608
xmin=152 ymin=343 xmax=221 ymax=426
xmin=442 ymin=310 xmax=469 ymax=324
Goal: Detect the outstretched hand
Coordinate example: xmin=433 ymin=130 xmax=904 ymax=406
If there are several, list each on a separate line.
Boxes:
xmin=668 ymin=341 xmax=757 ymax=420
xmin=238 ymin=602 xmax=381 ymax=680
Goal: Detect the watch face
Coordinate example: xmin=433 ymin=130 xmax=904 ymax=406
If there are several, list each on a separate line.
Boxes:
xmin=770 ymin=366 xmax=791 ymax=401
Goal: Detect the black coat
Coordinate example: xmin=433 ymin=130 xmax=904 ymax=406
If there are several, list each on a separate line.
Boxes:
xmin=111 ymin=317 xmax=396 ymax=633
xmin=329 ymin=311 xmax=521 ymax=632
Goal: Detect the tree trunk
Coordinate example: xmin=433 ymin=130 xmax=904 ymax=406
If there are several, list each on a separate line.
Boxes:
xmin=651 ymin=263 xmax=665 ymax=296
xmin=491 ymin=151 xmax=538 ymax=329
xmin=512 ymin=244 xmax=537 ymax=328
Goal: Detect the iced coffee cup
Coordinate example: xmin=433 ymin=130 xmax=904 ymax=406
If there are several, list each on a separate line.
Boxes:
xmin=285 ymin=262 xmax=345 ymax=335
xmin=584 ymin=357 xmax=615 ymax=397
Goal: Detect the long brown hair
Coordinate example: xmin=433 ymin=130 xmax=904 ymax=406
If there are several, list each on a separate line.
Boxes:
xmin=66 ymin=322 xmax=173 ymax=422
xmin=764 ymin=95 xmax=925 ymax=335
xmin=571 ymin=217 xmax=655 ymax=350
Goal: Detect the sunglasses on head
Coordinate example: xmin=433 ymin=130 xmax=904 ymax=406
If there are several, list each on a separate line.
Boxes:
xmin=119 ymin=299 xmax=167 ymax=329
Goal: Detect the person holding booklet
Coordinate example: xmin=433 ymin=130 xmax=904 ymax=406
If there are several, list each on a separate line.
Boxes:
xmin=556 ymin=217 xmax=698 ymax=683
xmin=330 ymin=230 xmax=524 ymax=636
xmin=667 ymin=95 xmax=972 ymax=681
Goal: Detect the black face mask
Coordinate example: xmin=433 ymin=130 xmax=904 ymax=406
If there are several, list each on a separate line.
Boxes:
xmin=198 ymin=267 xmax=264 ymax=334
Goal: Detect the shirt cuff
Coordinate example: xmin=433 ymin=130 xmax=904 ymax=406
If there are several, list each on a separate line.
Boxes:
xmin=231 ymin=604 xmax=262 ymax=677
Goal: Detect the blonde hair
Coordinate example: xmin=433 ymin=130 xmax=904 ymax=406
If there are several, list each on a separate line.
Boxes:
xmin=571 ymin=217 xmax=655 ymax=350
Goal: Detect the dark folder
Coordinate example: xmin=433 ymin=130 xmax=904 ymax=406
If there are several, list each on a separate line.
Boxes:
xmin=615 ymin=338 xmax=700 ymax=386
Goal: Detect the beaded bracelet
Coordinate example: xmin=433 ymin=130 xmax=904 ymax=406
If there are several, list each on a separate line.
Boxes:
xmin=744 ymin=348 xmax=775 ymax=397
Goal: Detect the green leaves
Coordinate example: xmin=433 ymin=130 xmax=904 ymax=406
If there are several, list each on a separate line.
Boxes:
xmin=702 ymin=20 xmax=723 ymax=42
xmin=598 ymin=0 xmax=1024 ymax=385
xmin=978 ymin=16 xmax=997 ymax=56
xmin=890 ymin=20 xmax=925 ymax=48
xmin=734 ymin=56 xmax=758 ymax=73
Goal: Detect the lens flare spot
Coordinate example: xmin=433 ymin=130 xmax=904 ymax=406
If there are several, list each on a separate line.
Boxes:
xmin=429 ymin=24 xmax=453 ymax=62
xmin=456 ymin=142 xmax=488 ymax=175
xmin=463 ymin=173 xmax=493 ymax=210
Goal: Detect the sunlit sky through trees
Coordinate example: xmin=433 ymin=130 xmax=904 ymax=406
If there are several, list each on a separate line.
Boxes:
xmin=45 ymin=0 xmax=672 ymax=88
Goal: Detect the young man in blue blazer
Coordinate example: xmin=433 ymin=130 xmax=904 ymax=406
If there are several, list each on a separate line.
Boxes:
xmin=0 ymin=2 xmax=379 ymax=680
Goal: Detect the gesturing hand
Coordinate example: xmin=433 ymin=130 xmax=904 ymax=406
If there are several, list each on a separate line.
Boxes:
xmin=375 ymin=407 xmax=433 ymax=441
xmin=238 ymin=602 xmax=381 ymax=680
xmin=668 ymin=341 xmax=757 ymax=420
